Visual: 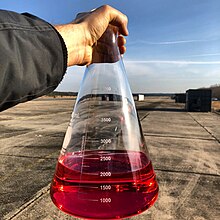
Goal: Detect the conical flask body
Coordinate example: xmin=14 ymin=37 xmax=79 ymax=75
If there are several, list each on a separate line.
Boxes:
xmin=50 ymin=28 xmax=158 ymax=219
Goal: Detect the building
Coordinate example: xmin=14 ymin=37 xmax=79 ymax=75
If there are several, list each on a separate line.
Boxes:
xmin=137 ymin=94 xmax=145 ymax=101
xmin=186 ymin=89 xmax=212 ymax=112
xmin=133 ymin=94 xmax=145 ymax=101
xmin=174 ymin=93 xmax=186 ymax=103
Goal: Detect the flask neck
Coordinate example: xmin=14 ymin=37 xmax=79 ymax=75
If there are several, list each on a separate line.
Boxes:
xmin=91 ymin=26 xmax=121 ymax=64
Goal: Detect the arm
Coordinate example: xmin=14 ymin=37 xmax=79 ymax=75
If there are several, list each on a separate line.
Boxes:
xmin=0 ymin=5 xmax=128 ymax=111
xmin=0 ymin=10 xmax=67 ymax=111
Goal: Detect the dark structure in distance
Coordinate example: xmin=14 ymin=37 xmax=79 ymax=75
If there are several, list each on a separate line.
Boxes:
xmin=174 ymin=93 xmax=186 ymax=104
xmin=186 ymin=89 xmax=212 ymax=112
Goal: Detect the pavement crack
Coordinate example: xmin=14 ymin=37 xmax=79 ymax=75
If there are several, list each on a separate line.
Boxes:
xmin=189 ymin=113 xmax=220 ymax=144
xmin=144 ymin=133 xmax=214 ymax=141
xmin=140 ymin=112 xmax=150 ymax=121
xmin=4 ymin=185 xmax=50 ymax=220
xmin=173 ymin=175 xmax=200 ymax=213
xmin=155 ymin=168 xmax=220 ymax=177
xmin=0 ymin=153 xmax=56 ymax=160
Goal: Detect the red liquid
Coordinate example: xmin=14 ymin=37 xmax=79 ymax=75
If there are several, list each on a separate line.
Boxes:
xmin=50 ymin=150 xmax=158 ymax=219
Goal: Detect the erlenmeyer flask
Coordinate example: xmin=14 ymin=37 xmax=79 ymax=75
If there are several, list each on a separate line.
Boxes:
xmin=50 ymin=26 xmax=158 ymax=219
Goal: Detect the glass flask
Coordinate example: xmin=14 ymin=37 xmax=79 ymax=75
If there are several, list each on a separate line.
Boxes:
xmin=50 ymin=26 xmax=159 ymax=219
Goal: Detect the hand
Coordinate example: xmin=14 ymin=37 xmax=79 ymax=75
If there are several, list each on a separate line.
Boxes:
xmin=54 ymin=5 xmax=128 ymax=66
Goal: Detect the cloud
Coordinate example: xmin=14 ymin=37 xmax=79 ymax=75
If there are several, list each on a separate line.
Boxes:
xmin=56 ymin=60 xmax=220 ymax=93
xmin=127 ymin=38 xmax=215 ymax=46
xmin=125 ymin=62 xmax=154 ymax=76
xmin=124 ymin=59 xmax=220 ymax=93
xmin=125 ymin=60 xmax=220 ymax=65
xmin=186 ymin=53 xmax=220 ymax=58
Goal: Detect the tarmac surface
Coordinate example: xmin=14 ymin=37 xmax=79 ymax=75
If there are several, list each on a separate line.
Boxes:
xmin=0 ymin=96 xmax=220 ymax=220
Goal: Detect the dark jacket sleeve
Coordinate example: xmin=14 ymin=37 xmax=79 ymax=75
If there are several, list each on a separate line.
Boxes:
xmin=0 ymin=10 xmax=67 ymax=111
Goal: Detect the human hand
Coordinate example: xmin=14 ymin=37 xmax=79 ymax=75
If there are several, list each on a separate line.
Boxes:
xmin=54 ymin=5 xmax=128 ymax=66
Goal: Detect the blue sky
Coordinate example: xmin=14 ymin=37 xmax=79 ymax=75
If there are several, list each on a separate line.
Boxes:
xmin=1 ymin=0 xmax=220 ymax=93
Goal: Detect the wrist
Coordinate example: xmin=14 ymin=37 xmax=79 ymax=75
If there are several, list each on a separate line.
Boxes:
xmin=54 ymin=23 xmax=91 ymax=66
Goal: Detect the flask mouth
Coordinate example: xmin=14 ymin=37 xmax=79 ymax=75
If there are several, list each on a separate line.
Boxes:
xmin=91 ymin=25 xmax=121 ymax=63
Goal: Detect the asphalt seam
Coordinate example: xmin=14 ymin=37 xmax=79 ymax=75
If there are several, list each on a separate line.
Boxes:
xmin=189 ymin=113 xmax=220 ymax=144
xmin=4 ymin=185 xmax=50 ymax=220
xmin=154 ymin=168 xmax=220 ymax=177
xmin=144 ymin=133 xmax=214 ymax=141
xmin=213 ymin=110 xmax=220 ymax=116
xmin=140 ymin=112 xmax=150 ymax=121
xmin=0 ymin=153 xmax=57 ymax=159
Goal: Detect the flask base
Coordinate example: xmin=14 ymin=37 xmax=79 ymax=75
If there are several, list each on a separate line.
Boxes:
xmin=50 ymin=150 xmax=159 ymax=219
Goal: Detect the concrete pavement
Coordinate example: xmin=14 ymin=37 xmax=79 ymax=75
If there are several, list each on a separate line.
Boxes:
xmin=1 ymin=97 xmax=219 ymax=220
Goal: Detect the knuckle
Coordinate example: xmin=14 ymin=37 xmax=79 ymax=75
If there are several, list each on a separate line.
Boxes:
xmin=101 ymin=4 xmax=111 ymax=13
xmin=123 ymin=14 xmax=128 ymax=24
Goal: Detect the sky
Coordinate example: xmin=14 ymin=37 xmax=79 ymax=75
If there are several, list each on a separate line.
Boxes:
xmin=1 ymin=0 xmax=220 ymax=93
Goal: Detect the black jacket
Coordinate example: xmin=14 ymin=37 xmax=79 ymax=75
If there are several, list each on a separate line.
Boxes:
xmin=0 ymin=10 xmax=67 ymax=111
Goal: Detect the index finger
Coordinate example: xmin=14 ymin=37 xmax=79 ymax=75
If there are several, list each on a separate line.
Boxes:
xmin=97 ymin=5 xmax=129 ymax=36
